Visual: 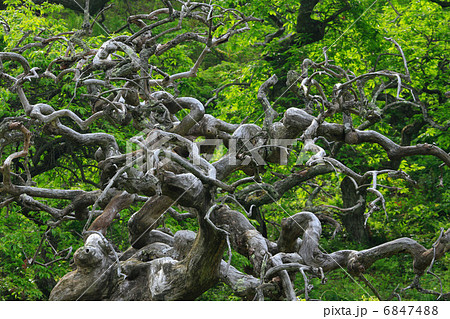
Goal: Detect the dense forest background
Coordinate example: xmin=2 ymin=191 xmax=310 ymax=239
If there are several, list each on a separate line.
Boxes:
xmin=0 ymin=0 xmax=449 ymax=300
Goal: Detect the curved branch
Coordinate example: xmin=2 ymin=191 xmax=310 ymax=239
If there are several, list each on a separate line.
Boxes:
xmin=0 ymin=52 xmax=31 ymax=73
xmin=0 ymin=122 xmax=32 ymax=188
xmin=211 ymin=205 xmax=269 ymax=274
xmin=88 ymin=191 xmax=135 ymax=235
xmin=282 ymin=107 xmax=450 ymax=166
xmin=257 ymin=74 xmax=279 ymax=134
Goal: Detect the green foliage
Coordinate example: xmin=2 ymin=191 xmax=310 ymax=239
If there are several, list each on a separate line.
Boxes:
xmin=0 ymin=203 xmax=80 ymax=300
xmin=1 ymin=0 xmax=66 ymax=54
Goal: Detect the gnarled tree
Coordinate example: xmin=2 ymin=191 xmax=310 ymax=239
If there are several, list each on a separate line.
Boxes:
xmin=0 ymin=0 xmax=449 ymax=300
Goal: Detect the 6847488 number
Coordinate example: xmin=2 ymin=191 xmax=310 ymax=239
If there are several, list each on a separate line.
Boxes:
xmin=383 ymin=306 xmax=438 ymax=316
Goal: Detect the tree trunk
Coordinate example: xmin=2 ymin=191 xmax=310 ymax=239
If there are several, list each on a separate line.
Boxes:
xmin=340 ymin=176 xmax=369 ymax=243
